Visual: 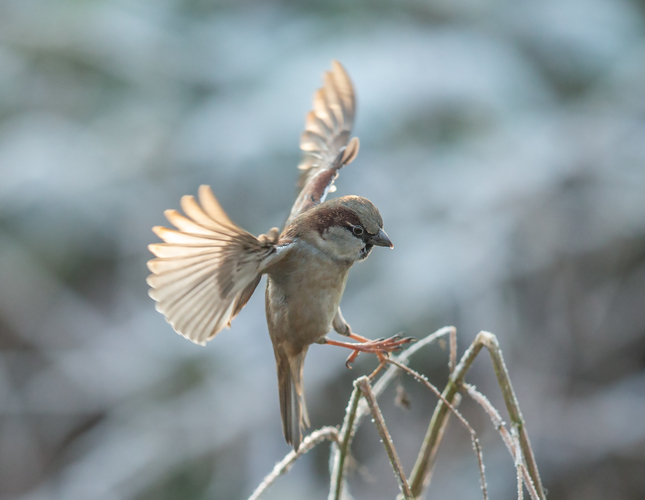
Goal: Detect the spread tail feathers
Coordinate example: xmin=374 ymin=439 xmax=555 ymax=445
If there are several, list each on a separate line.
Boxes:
xmin=276 ymin=348 xmax=310 ymax=451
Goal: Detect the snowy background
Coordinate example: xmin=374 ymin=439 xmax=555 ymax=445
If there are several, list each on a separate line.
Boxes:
xmin=1 ymin=0 xmax=645 ymax=499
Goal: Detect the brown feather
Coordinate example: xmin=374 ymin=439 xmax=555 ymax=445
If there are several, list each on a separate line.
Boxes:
xmin=294 ymin=60 xmax=357 ymax=220
xmin=147 ymin=185 xmax=292 ymax=345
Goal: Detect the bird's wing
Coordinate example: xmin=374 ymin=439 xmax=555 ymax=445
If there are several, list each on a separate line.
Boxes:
xmin=147 ymin=185 xmax=292 ymax=345
xmin=286 ymin=60 xmax=359 ymax=226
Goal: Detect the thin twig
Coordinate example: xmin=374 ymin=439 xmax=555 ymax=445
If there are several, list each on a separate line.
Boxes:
xmin=477 ymin=332 xmax=546 ymax=500
xmin=408 ymin=331 xmax=545 ymax=500
xmin=512 ymin=426 xmax=524 ymax=500
xmin=387 ymin=359 xmax=488 ymax=500
xmin=464 ymin=384 xmax=539 ymax=500
xmin=408 ymin=330 xmax=486 ymax=496
xmin=248 ymin=426 xmax=339 ymax=500
xmin=413 ymin=393 xmax=460 ymax=498
xmin=355 ymin=376 xmax=414 ymax=500
xmin=327 ymin=326 xmax=455 ymax=500
xmin=449 ymin=326 xmax=457 ymax=374
xmin=329 ymin=385 xmax=362 ymax=500
xmin=355 ymin=327 xmax=455 ymax=431
xmin=252 ymin=327 xmax=544 ymax=500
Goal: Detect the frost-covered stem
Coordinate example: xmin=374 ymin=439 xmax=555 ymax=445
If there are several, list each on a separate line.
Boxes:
xmin=328 ymin=384 xmax=362 ymax=500
xmin=388 ymin=359 xmax=488 ymax=500
xmin=512 ymin=426 xmax=524 ymax=500
xmin=464 ymin=383 xmax=539 ymax=500
xmin=356 ymin=377 xmax=414 ymax=500
xmin=355 ymin=326 xmax=455 ymax=431
xmin=408 ymin=330 xmax=486 ymax=496
xmin=449 ymin=326 xmax=457 ymax=374
xmin=327 ymin=326 xmax=454 ymax=499
xmin=248 ymin=426 xmax=339 ymax=500
xmin=478 ymin=332 xmax=546 ymax=500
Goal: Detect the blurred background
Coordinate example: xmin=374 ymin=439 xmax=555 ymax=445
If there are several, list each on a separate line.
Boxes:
xmin=1 ymin=0 xmax=645 ymax=499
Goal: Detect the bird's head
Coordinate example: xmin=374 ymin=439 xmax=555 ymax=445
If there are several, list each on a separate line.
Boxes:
xmin=289 ymin=195 xmax=393 ymax=263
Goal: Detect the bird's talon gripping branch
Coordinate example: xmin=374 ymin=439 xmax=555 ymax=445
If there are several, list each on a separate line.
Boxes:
xmin=345 ymin=349 xmax=360 ymax=369
xmin=326 ymin=334 xmax=414 ymax=368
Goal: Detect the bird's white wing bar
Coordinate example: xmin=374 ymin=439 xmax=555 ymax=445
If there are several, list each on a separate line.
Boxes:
xmin=147 ymin=185 xmax=291 ymax=345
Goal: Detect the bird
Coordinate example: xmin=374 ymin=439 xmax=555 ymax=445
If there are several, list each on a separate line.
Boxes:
xmin=147 ymin=61 xmax=412 ymax=450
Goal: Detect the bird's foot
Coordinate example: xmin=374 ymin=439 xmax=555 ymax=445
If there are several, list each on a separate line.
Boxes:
xmin=322 ymin=333 xmax=415 ymax=368
xmin=345 ymin=334 xmax=415 ymax=368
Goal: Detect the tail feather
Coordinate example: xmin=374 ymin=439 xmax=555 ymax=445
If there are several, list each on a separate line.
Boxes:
xmin=276 ymin=348 xmax=309 ymax=451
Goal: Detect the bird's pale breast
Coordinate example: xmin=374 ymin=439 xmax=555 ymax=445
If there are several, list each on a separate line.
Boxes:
xmin=265 ymin=241 xmax=351 ymax=354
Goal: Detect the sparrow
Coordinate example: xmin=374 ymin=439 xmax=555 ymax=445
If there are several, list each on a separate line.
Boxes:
xmin=147 ymin=61 xmax=412 ymax=450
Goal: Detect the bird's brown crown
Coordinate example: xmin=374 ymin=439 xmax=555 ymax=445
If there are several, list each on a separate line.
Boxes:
xmin=333 ymin=196 xmax=383 ymax=234
xmin=288 ymin=195 xmax=383 ymax=237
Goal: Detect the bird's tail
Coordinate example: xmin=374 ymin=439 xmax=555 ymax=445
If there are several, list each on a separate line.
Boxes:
xmin=275 ymin=347 xmax=310 ymax=451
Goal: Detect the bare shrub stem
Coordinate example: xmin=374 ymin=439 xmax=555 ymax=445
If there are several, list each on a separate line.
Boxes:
xmin=328 ymin=384 xmax=362 ymax=500
xmin=449 ymin=326 xmax=457 ymax=374
xmin=251 ymin=327 xmax=545 ymax=500
xmin=387 ymin=359 xmax=489 ymax=500
xmin=513 ymin=426 xmax=524 ymax=500
xmin=408 ymin=329 xmax=486 ymax=495
xmin=248 ymin=426 xmax=339 ymax=500
xmin=464 ymin=384 xmax=539 ymax=500
xmin=328 ymin=326 xmax=454 ymax=498
xmin=478 ymin=332 xmax=546 ymax=499
xmin=407 ymin=331 xmax=545 ymax=500
xmin=355 ymin=376 xmax=414 ymax=499
xmin=357 ymin=326 xmax=456 ymax=428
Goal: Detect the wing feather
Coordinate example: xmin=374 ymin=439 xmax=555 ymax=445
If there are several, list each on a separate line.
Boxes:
xmin=198 ymin=184 xmax=235 ymax=227
xmin=148 ymin=185 xmax=292 ymax=345
xmin=152 ymin=226 xmax=228 ymax=245
xmin=146 ymin=250 xmax=221 ymax=274
xmin=297 ymin=61 xmax=356 ymax=189
xmin=149 ymin=266 xmax=214 ymax=304
xmin=147 ymin=258 xmax=218 ymax=292
xmin=167 ymin=282 xmax=219 ymax=325
xmin=148 ymin=244 xmax=223 ymax=258
xmin=163 ymin=209 xmax=217 ymax=235
xmin=180 ymin=195 xmax=235 ymax=233
xmin=288 ymin=60 xmax=359 ymax=225
xmin=304 ymin=111 xmax=332 ymax=138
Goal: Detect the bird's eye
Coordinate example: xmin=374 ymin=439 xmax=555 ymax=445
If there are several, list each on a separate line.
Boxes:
xmin=352 ymin=226 xmax=364 ymax=236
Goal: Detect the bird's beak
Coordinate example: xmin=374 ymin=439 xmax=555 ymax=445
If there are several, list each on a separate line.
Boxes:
xmin=369 ymin=229 xmax=394 ymax=248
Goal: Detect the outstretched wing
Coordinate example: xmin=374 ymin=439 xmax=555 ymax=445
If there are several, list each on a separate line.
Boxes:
xmin=147 ymin=185 xmax=291 ymax=345
xmin=286 ymin=60 xmax=360 ymax=225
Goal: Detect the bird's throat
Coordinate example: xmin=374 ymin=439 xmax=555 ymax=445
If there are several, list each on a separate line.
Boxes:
xmin=358 ymin=244 xmax=373 ymax=261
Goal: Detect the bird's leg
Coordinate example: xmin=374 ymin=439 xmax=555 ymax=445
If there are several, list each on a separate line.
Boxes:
xmin=368 ymin=359 xmax=388 ymax=380
xmin=330 ymin=307 xmax=414 ymax=367
xmin=321 ymin=335 xmax=415 ymax=368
